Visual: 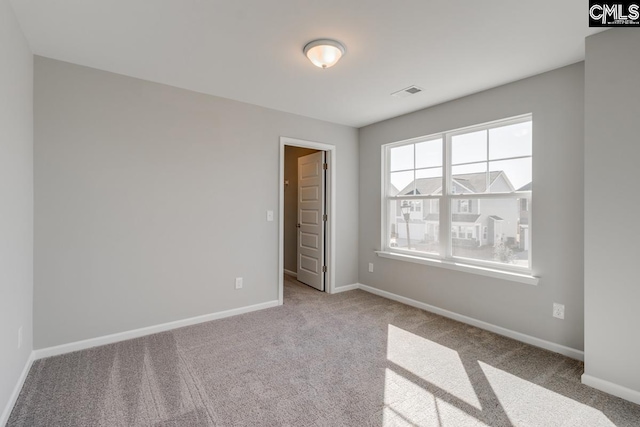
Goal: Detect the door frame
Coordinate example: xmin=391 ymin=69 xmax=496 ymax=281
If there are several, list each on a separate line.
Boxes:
xmin=279 ymin=136 xmax=336 ymax=304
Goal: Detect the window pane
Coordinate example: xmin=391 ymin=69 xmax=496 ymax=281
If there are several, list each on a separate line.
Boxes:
xmin=414 ymin=168 xmax=442 ymax=195
xmin=488 ymin=157 xmax=532 ymax=192
xmin=388 ymin=199 xmax=439 ymax=254
xmin=451 ymin=162 xmax=487 ymax=194
xmin=456 ymin=200 xmax=471 ymax=213
xmin=451 ymin=198 xmax=530 ymax=268
xmin=452 ymin=130 xmax=487 ymax=165
xmin=489 ymin=121 xmax=532 ymax=160
xmin=416 ymin=138 xmax=442 ymax=168
xmin=390 ymin=144 xmax=414 ymax=171
xmin=390 ymin=171 xmax=414 ymax=195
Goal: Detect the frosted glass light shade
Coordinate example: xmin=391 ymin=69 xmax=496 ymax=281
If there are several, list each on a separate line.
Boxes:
xmin=303 ymin=39 xmax=346 ymax=69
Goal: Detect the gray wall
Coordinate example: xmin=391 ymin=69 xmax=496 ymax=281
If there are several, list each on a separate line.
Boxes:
xmin=584 ymin=29 xmax=640 ymax=395
xmin=283 ymin=146 xmax=318 ymax=273
xmin=34 ymin=57 xmax=358 ymax=349
xmin=359 ymin=63 xmax=585 ymax=350
xmin=0 ymin=0 xmax=33 ymax=418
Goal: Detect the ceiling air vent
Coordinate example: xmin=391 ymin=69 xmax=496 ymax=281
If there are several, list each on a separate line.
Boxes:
xmin=391 ymin=85 xmax=424 ymax=98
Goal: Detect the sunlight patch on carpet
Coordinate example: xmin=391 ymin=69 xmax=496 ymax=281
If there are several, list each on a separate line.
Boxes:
xmin=480 ymin=362 xmax=616 ymax=426
xmin=383 ymin=368 xmax=491 ymax=426
xmin=387 ymin=324 xmax=481 ymax=409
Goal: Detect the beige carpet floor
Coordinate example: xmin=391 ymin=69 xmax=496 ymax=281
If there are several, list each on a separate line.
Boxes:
xmin=8 ymin=276 xmax=640 ymax=426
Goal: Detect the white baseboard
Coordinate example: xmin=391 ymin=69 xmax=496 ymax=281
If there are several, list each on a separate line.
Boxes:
xmin=582 ymin=374 xmax=640 ymax=405
xmin=332 ymin=283 xmax=360 ymax=293
xmin=33 ymin=300 xmax=280 ymax=360
xmin=1 ymin=351 xmax=35 ymax=426
xmin=357 ymin=283 xmax=584 ymax=361
xmin=283 ymin=269 xmax=297 ymax=278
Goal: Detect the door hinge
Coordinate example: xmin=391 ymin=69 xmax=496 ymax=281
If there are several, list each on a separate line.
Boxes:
xmin=323 ymin=214 xmax=327 ymax=222
xmin=322 ymin=265 xmax=327 ymax=273
xmin=323 ymin=163 xmax=328 ymax=170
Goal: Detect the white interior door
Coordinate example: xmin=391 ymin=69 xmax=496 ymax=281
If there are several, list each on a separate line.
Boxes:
xmin=297 ymin=151 xmax=325 ymax=291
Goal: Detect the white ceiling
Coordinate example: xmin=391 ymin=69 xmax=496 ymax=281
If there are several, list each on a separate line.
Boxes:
xmin=10 ymin=0 xmax=601 ymax=127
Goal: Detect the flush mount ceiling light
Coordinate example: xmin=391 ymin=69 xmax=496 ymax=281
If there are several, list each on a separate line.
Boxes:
xmin=303 ymin=39 xmax=346 ymax=69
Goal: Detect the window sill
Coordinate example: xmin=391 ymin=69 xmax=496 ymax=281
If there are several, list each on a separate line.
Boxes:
xmin=375 ymin=251 xmax=539 ymax=286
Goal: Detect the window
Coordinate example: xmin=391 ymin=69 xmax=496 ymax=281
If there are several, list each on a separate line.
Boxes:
xmin=383 ymin=115 xmax=532 ymax=272
xmin=457 ymin=199 xmax=471 ymax=213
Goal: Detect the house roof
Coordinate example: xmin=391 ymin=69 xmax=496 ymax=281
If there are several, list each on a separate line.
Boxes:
xmin=401 ymin=178 xmax=442 ymax=196
xmin=399 ymin=171 xmax=504 ymax=196
xmin=425 ymin=213 xmax=481 ymax=223
xmin=453 ymin=171 xmax=503 ymax=193
xmin=518 ymin=182 xmax=532 ymax=191
xmin=453 ymin=214 xmax=482 ymax=223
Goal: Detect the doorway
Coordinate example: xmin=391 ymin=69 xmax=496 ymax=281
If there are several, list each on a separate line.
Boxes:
xmin=278 ymin=137 xmax=336 ymax=304
xmin=285 ymin=147 xmax=324 ymax=290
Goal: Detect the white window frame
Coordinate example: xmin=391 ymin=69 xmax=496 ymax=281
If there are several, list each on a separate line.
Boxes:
xmin=379 ymin=114 xmax=536 ymax=283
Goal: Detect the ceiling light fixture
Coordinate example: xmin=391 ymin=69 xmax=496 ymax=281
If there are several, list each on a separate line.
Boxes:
xmin=303 ymin=39 xmax=346 ymax=69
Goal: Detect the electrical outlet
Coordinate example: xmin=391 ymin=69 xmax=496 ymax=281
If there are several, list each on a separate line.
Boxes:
xmin=266 ymin=210 xmax=274 ymax=222
xmin=235 ymin=277 xmax=243 ymax=289
xmin=553 ymin=303 xmax=565 ymax=319
xmin=368 ymin=263 xmax=374 ymax=273
xmin=18 ymin=327 xmax=22 ymax=349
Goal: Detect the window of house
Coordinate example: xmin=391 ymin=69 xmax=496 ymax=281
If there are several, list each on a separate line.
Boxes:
xmin=458 ymin=199 xmax=471 ymax=213
xmin=383 ymin=115 xmax=532 ymax=272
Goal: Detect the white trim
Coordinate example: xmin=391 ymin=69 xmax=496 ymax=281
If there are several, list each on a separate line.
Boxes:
xmin=376 ymin=251 xmax=539 ymax=286
xmin=283 ymin=269 xmax=297 ymax=278
xmin=33 ymin=300 xmax=279 ymax=360
xmin=332 ymin=283 xmax=360 ymax=293
xmin=582 ymin=374 xmax=640 ymax=405
xmin=357 ymin=283 xmax=583 ymax=361
xmin=1 ymin=351 xmax=35 ymax=426
xmin=279 ymin=137 xmax=337 ymax=300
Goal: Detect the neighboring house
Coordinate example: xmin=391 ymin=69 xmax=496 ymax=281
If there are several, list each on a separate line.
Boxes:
xmin=517 ymin=182 xmax=532 ymax=250
xmin=388 ymin=184 xmax=400 ymax=245
xmin=395 ymin=172 xmax=529 ymax=249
